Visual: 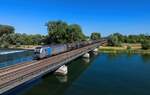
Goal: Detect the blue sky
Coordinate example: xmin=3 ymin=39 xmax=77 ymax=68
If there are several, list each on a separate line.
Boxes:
xmin=0 ymin=0 xmax=150 ymax=36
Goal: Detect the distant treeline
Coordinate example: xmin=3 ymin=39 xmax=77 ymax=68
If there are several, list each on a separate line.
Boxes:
xmin=0 ymin=25 xmax=45 ymax=48
xmin=0 ymin=21 xmax=149 ymax=49
xmin=0 ymin=21 xmax=101 ymax=48
xmin=108 ymin=33 xmax=150 ymax=49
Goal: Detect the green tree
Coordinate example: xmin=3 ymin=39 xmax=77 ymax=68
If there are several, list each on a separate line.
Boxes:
xmin=45 ymin=20 xmax=86 ymax=44
xmin=0 ymin=25 xmax=15 ymax=48
xmin=141 ymin=40 xmax=150 ymax=50
xmin=90 ymin=32 xmax=101 ymax=40
xmin=0 ymin=25 xmax=15 ymax=37
xmin=108 ymin=33 xmax=122 ymax=46
xmin=113 ymin=33 xmax=125 ymax=42
xmin=0 ymin=24 xmax=46 ymax=47
xmin=13 ymin=33 xmax=45 ymax=45
xmin=67 ymin=24 xmax=86 ymax=42
xmin=45 ymin=20 xmax=68 ymax=43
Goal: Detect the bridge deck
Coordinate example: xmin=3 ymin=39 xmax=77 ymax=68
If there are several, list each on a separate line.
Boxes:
xmin=0 ymin=40 xmax=107 ymax=94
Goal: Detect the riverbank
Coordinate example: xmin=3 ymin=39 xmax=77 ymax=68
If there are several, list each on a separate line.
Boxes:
xmin=16 ymin=45 xmax=40 ymax=50
xmin=5 ymin=45 xmax=40 ymax=50
xmin=99 ymin=46 xmax=150 ymax=54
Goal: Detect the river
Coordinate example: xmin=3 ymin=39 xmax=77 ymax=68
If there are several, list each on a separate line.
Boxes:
xmin=0 ymin=49 xmax=33 ymax=68
xmin=3 ymin=53 xmax=150 ymax=95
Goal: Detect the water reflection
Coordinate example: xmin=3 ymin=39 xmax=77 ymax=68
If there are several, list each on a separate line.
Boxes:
xmin=6 ymin=55 xmax=98 ymax=95
xmin=107 ymin=53 xmax=119 ymax=59
xmin=93 ymin=52 xmax=98 ymax=55
xmin=82 ymin=58 xmax=90 ymax=63
xmin=56 ymin=75 xmax=68 ymax=83
xmin=140 ymin=54 xmax=150 ymax=63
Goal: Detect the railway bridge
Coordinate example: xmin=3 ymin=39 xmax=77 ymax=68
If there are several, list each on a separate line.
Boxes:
xmin=0 ymin=39 xmax=107 ymax=94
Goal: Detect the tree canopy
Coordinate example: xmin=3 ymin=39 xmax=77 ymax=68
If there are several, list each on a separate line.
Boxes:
xmin=108 ymin=33 xmax=122 ymax=46
xmin=45 ymin=20 xmax=68 ymax=43
xmin=141 ymin=40 xmax=150 ymax=50
xmin=0 ymin=25 xmax=15 ymax=37
xmin=67 ymin=24 xmax=86 ymax=42
xmin=90 ymin=32 xmax=101 ymax=40
xmin=45 ymin=20 xmax=86 ymax=44
xmin=0 ymin=24 xmax=45 ymax=48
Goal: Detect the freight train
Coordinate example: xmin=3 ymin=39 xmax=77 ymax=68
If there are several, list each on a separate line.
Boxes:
xmin=34 ymin=39 xmax=105 ymax=59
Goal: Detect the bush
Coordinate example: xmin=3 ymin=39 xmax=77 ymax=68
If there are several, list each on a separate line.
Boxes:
xmin=141 ymin=40 xmax=150 ymax=50
xmin=127 ymin=45 xmax=132 ymax=50
xmin=0 ymin=42 xmax=10 ymax=48
xmin=16 ymin=43 xmax=21 ymax=47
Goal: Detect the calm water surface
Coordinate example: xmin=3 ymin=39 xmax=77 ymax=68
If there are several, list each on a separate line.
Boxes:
xmin=4 ymin=53 xmax=150 ymax=95
xmin=0 ymin=50 xmax=33 ymax=68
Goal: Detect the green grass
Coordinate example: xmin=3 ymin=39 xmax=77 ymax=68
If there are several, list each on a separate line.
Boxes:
xmin=99 ymin=46 xmax=150 ymax=54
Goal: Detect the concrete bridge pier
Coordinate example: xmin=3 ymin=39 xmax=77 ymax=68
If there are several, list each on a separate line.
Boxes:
xmin=55 ymin=65 xmax=68 ymax=75
xmin=93 ymin=48 xmax=98 ymax=52
xmin=82 ymin=58 xmax=90 ymax=63
xmin=83 ymin=53 xmax=90 ymax=58
xmin=92 ymin=48 xmax=99 ymax=55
